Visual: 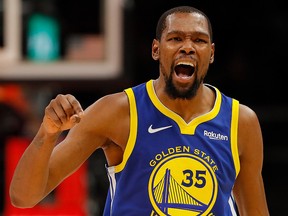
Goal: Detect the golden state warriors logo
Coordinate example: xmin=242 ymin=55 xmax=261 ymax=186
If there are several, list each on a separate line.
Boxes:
xmin=148 ymin=153 xmax=218 ymax=216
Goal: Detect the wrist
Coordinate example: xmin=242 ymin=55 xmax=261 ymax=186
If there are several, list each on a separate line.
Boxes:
xmin=38 ymin=123 xmax=62 ymax=143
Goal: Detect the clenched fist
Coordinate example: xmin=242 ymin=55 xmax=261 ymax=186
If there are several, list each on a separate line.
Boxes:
xmin=43 ymin=94 xmax=84 ymax=134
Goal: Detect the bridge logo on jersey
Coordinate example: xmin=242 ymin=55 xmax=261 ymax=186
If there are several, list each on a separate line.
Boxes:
xmin=148 ymin=153 xmax=218 ymax=215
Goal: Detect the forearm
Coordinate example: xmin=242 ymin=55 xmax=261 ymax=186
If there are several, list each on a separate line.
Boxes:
xmin=9 ymin=124 xmax=61 ymax=208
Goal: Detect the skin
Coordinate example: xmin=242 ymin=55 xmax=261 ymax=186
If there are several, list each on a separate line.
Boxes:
xmin=10 ymin=12 xmax=270 ymax=215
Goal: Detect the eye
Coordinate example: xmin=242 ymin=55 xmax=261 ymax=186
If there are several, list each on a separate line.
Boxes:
xmin=168 ymin=37 xmax=182 ymax=42
xmin=195 ymin=38 xmax=208 ymax=44
xmin=173 ymin=37 xmax=182 ymax=41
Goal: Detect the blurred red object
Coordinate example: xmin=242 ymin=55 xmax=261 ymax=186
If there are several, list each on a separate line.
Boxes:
xmin=4 ymin=137 xmax=88 ymax=216
xmin=0 ymin=84 xmax=29 ymax=114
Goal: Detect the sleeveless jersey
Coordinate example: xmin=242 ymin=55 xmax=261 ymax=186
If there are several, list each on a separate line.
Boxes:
xmin=103 ymin=79 xmax=240 ymax=216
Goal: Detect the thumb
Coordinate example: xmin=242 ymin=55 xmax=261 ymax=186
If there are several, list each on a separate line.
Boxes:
xmin=70 ymin=111 xmax=84 ymax=124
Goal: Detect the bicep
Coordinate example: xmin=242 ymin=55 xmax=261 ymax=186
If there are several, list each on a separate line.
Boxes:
xmin=237 ymin=104 xmax=264 ymax=166
xmin=233 ymin=104 xmax=268 ymax=215
xmin=45 ymin=93 xmax=128 ymax=192
xmin=45 ymin=100 xmax=110 ymax=192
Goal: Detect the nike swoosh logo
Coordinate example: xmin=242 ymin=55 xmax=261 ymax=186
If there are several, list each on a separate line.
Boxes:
xmin=148 ymin=125 xmax=173 ymax=133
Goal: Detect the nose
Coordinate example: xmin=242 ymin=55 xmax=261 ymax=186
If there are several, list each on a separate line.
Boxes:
xmin=180 ymin=40 xmax=195 ymax=55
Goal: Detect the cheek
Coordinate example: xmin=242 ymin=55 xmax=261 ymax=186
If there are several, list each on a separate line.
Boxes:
xmin=159 ymin=60 xmax=171 ymax=78
xmin=159 ymin=49 xmax=174 ymax=66
xmin=159 ymin=43 xmax=176 ymax=57
xmin=198 ymin=61 xmax=210 ymax=77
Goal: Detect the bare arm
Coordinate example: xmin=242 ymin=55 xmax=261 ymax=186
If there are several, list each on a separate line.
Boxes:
xmin=9 ymin=92 xmax=129 ymax=208
xmin=9 ymin=94 xmax=85 ymax=207
xmin=233 ymin=104 xmax=270 ymax=215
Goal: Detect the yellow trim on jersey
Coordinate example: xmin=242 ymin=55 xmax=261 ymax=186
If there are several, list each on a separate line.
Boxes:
xmin=146 ymin=80 xmax=222 ymax=135
xmin=114 ymin=88 xmax=138 ymax=173
xmin=231 ymin=99 xmax=240 ymax=177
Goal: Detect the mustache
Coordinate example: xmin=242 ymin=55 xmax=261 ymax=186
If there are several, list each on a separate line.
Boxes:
xmin=175 ymin=54 xmax=195 ymax=61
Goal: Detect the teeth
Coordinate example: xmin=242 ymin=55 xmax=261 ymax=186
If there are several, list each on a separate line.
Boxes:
xmin=176 ymin=62 xmax=194 ymax=67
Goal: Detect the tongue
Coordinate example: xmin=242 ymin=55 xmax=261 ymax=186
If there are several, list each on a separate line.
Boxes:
xmin=178 ymin=73 xmax=190 ymax=78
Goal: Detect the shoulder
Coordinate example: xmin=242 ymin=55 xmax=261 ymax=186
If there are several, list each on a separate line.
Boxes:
xmin=82 ymin=92 xmax=130 ymax=131
xmin=67 ymin=91 xmax=130 ymax=148
xmin=87 ymin=91 xmax=129 ymax=113
xmin=238 ymin=104 xmax=260 ymax=129
xmin=70 ymin=91 xmax=130 ymax=133
xmin=237 ymin=103 xmax=263 ymax=157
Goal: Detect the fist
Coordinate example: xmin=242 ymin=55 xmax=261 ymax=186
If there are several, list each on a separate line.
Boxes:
xmin=43 ymin=94 xmax=84 ymax=134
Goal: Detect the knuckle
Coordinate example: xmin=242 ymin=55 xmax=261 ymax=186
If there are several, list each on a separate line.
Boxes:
xmin=58 ymin=113 xmax=68 ymax=121
xmin=55 ymin=94 xmax=64 ymax=99
xmin=44 ymin=105 xmax=52 ymax=114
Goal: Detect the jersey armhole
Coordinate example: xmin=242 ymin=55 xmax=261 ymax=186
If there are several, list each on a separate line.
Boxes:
xmin=113 ymin=88 xmax=138 ymax=173
xmin=231 ymin=99 xmax=240 ymax=177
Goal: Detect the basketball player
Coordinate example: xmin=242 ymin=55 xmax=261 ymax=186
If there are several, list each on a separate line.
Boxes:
xmin=10 ymin=6 xmax=270 ymax=215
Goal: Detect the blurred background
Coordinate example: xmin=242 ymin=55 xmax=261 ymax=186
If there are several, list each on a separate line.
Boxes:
xmin=0 ymin=0 xmax=287 ymax=215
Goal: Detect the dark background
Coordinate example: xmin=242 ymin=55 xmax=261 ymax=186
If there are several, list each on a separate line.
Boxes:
xmin=1 ymin=0 xmax=287 ymax=215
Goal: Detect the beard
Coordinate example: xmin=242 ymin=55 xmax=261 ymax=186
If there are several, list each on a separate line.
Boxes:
xmin=163 ymin=64 xmax=204 ymax=100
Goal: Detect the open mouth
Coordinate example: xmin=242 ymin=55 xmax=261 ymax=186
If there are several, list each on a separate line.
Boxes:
xmin=174 ymin=62 xmax=195 ymax=78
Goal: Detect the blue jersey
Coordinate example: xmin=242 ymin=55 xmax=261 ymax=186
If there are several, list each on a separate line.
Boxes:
xmin=103 ymin=80 xmax=240 ymax=216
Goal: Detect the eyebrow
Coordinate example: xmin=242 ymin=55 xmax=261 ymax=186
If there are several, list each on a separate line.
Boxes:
xmin=166 ymin=30 xmax=209 ymax=37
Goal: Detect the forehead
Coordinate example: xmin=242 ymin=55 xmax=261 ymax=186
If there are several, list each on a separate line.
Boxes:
xmin=164 ymin=12 xmax=209 ymax=35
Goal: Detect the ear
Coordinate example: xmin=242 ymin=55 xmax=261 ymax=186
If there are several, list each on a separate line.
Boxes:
xmin=209 ymin=43 xmax=215 ymax=63
xmin=152 ymin=39 xmax=160 ymax=60
xmin=209 ymin=54 xmax=214 ymax=63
